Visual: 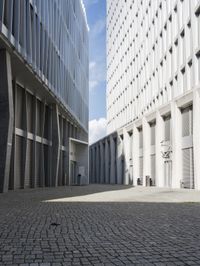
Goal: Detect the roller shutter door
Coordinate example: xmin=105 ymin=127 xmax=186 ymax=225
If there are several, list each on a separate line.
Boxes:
xmin=182 ymin=148 xmax=194 ymax=189
xmin=151 ymin=154 xmax=156 ymax=185
xmin=164 ymin=161 xmax=172 ymax=187
xmin=182 ymin=106 xmax=193 ymax=137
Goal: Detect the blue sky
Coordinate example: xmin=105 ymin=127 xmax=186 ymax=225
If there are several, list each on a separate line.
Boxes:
xmin=83 ymin=0 xmax=107 ymax=143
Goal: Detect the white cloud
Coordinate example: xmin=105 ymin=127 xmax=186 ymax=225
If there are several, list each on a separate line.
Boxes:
xmin=89 ymin=59 xmax=106 ymax=91
xmin=89 ymin=80 xmax=98 ymax=90
xmin=90 ymin=18 xmax=106 ymax=39
xmin=89 ymin=61 xmax=96 ymax=70
xmin=83 ymin=0 xmax=99 ymax=9
xmin=89 ymin=118 xmax=107 ymax=144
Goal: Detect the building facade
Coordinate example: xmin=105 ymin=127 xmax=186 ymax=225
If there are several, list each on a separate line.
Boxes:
xmin=0 ymin=0 xmax=89 ymax=192
xmin=90 ymin=0 xmax=200 ymax=189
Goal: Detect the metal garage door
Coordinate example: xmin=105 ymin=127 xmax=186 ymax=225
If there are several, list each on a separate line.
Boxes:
xmin=151 ymin=154 xmax=156 ymax=186
xmin=182 ymin=148 xmax=194 ymax=189
xmin=164 ymin=160 xmax=172 ymax=187
xmin=182 ymin=105 xmax=193 ymax=137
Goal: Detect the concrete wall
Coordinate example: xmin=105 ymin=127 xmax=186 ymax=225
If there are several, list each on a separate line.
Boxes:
xmin=90 ymin=89 xmax=200 ymax=189
xmin=90 ymin=0 xmax=200 ymax=189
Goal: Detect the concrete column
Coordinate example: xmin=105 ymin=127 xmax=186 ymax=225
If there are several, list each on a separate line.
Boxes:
xmin=193 ymin=88 xmax=200 ymax=189
xmin=155 ymin=111 xmax=165 ymax=187
xmin=47 ymin=107 xmax=52 ymax=186
xmin=132 ymin=124 xmax=139 ymax=186
xmin=94 ymin=146 xmax=97 ymax=183
xmin=143 ymin=117 xmax=151 ymax=186
xmin=123 ymin=128 xmax=130 ymax=185
xmin=64 ymin=120 xmax=70 ymax=185
xmin=171 ymin=101 xmax=182 ymax=188
xmin=52 ymin=104 xmax=60 ymax=187
xmin=110 ymin=135 xmax=116 ymax=184
xmin=89 ymin=147 xmax=92 ymax=183
xmin=9 ymin=81 xmax=17 ymax=190
xmin=91 ymin=146 xmax=95 ymax=183
xmin=116 ymin=135 xmax=123 ymax=184
xmin=0 ymin=50 xmax=14 ymax=193
xmin=40 ymin=102 xmax=46 ymax=187
xmin=58 ymin=117 xmax=63 ymax=185
xmin=63 ymin=120 xmax=67 ymax=186
xmin=105 ymin=139 xmax=110 ymax=184
xmin=32 ymin=96 xmax=37 ymax=188
xmin=22 ymin=89 xmax=28 ymax=189
xmin=99 ymin=141 xmax=104 ymax=183
xmin=95 ymin=145 xmax=100 ymax=183
xmin=90 ymin=146 xmax=94 ymax=183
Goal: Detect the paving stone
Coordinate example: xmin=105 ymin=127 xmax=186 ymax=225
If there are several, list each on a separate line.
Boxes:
xmin=0 ymin=185 xmax=199 ymax=265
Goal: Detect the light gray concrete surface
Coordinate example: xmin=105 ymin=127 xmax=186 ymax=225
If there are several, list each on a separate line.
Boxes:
xmin=0 ymin=185 xmax=200 ymax=265
xmin=47 ymin=185 xmax=200 ymax=203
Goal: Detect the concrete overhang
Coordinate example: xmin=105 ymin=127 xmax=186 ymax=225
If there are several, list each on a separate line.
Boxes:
xmin=69 ymin=138 xmax=89 ymax=185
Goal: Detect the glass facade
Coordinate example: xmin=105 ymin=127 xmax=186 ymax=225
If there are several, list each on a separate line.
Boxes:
xmin=0 ymin=0 xmax=89 ymax=130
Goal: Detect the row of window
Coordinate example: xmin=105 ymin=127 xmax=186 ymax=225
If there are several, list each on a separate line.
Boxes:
xmin=107 ymin=0 xmax=200 ymax=133
xmin=0 ymin=0 xmax=89 ymax=129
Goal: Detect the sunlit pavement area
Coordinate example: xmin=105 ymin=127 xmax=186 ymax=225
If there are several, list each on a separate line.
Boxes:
xmin=0 ymin=185 xmax=200 ymax=266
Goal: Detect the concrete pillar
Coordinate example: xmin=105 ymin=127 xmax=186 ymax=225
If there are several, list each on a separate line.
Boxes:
xmin=0 ymin=50 xmax=14 ymax=193
xmin=64 ymin=120 xmax=70 ymax=185
xmin=155 ymin=111 xmax=165 ymax=187
xmin=116 ymin=135 xmax=123 ymax=184
xmin=95 ymin=145 xmax=100 ymax=183
xmin=40 ymin=102 xmax=46 ymax=187
xmin=52 ymin=104 xmax=60 ymax=187
xmin=99 ymin=141 xmax=104 ymax=183
xmin=143 ymin=117 xmax=151 ymax=186
xmin=47 ymin=107 xmax=52 ymax=186
xmin=193 ymin=88 xmax=200 ymax=189
xmin=171 ymin=101 xmax=182 ymax=188
xmin=89 ymin=147 xmax=92 ymax=183
xmin=110 ymin=135 xmax=116 ymax=184
xmin=123 ymin=128 xmax=130 ymax=185
xmin=91 ymin=146 xmax=95 ymax=183
xmin=105 ymin=138 xmax=110 ymax=184
xmin=58 ymin=117 xmax=63 ymax=185
xmin=22 ymin=89 xmax=28 ymax=189
xmin=32 ymin=96 xmax=37 ymax=188
xmin=63 ymin=120 xmax=68 ymax=186
xmin=132 ymin=124 xmax=139 ymax=186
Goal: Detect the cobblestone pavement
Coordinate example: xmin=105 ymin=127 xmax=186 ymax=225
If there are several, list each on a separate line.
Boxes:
xmin=0 ymin=185 xmax=200 ymax=266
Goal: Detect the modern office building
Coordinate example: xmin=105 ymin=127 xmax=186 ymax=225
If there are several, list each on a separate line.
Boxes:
xmin=90 ymin=0 xmax=200 ymax=189
xmin=0 ymin=0 xmax=89 ymax=192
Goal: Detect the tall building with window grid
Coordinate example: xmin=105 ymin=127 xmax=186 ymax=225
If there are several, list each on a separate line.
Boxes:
xmin=90 ymin=0 xmax=200 ymax=189
xmin=0 ymin=0 xmax=89 ymax=192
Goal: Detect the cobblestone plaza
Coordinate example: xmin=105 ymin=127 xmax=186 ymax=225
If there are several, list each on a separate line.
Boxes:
xmin=0 ymin=185 xmax=200 ymax=265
